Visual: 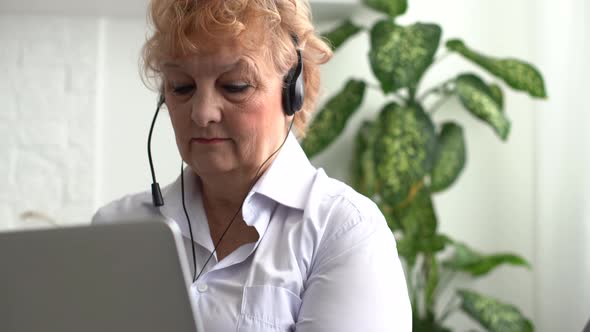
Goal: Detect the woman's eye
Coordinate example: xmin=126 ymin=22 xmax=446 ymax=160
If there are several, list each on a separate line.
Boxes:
xmin=172 ymin=84 xmax=194 ymax=95
xmin=223 ymin=84 xmax=251 ymax=93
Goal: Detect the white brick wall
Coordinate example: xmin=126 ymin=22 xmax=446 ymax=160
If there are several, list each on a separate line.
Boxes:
xmin=0 ymin=15 xmax=99 ymax=230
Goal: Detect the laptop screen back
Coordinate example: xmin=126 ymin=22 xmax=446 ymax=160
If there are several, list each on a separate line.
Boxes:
xmin=0 ymin=221 xmax=198 ymax=332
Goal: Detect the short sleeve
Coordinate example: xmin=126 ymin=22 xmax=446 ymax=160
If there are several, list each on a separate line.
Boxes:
xmin=295 ymin=197 xmax=412 ymax=331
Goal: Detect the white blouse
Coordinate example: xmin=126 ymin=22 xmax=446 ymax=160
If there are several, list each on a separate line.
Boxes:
xmin=92 ymin=133 xmax=412 ymax=331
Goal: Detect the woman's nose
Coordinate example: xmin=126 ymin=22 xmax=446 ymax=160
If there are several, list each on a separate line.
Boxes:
xmin=190 ymin=89 xmax=222 ymax=127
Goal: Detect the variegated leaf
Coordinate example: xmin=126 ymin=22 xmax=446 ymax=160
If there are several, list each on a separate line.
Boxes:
xmin=447 ymin=39 xmax=546 ymax=98
xmin=458 ymin=289 xmax=534 ymax=332
xmin=374 ymin=102 xmax=436 ymax=205
xmin=302 ymin=79 xmax=366 ymax=158
xmin=456 ymin=73 xmax=510 ymax=140
xmin=444 ymin=241 xmax=530 ymax=277
xmin=363 ymin=0 xmax=407 ymax=18
xmin=351 ymin=120 xmax=379 ymax=198
xmin=369 ymin=21 xmax=441 ymax=93
xmin=321 ymin=19 xmax=363 ymax=51
xmin=430 ymin=122 xmax=466 ymax=192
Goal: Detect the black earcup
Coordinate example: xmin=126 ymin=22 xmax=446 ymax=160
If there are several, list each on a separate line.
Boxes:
xmin=282 ymin=48 xmax=304 ymax=116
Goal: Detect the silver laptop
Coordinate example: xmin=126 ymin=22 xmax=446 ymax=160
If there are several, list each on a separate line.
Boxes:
xmin=0 ymin=220 xmax=199 ymax=332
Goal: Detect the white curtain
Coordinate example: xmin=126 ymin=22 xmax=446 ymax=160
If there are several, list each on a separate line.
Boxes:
xmin=534 ymin=0 xmax=590 ymax=330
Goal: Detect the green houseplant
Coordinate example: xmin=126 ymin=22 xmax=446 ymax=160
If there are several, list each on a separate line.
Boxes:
xmin=301 ymin=0 xmax=546 ymax=331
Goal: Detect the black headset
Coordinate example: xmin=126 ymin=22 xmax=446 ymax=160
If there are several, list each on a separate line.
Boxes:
xmin=147 ymin=34 xmax=304 ymax=282
xmin=282 ymin=34 xmax=305 ymax=116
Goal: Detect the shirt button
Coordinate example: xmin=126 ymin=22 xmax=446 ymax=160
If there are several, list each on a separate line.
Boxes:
xmin=197 ymin=283 xmax=208 ymax=293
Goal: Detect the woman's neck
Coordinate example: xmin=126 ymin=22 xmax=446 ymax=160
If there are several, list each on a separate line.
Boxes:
xmin=201 ymin=176 xmax=249 ymax=211
xmin=197 ymin=165 xmax=266 ymax=224
xmin=194 ymin=142 xmax=283 ymax=224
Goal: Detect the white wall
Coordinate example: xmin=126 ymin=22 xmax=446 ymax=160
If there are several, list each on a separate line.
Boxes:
xmin=0 ymin=15 xmax=99 ymax=229
xmin=98 ymin=18 xmax=181 ymax=205
xmin=534 ymin=0 xmax=590 ymax=330
xmin=1 ymin=0 xmax=588 ymax=330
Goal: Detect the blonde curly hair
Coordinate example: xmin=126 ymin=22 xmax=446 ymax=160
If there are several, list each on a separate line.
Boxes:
xmin=140 ymin=0 xmax=333 ymax=137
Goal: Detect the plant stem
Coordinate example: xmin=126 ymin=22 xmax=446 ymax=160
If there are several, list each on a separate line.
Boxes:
xmin=366 ymin=82 xmax=408 ymax=105
xmin=438 ymin=293 xmax=460 ymax=323
xmin=432 ymin=50 xmax=451 ymax=66
xmin=428 ymin=94 xmax=453 ymax=114
xmin=418 ymin=77 xmax=455 ymax=101
xmin=402 ymin=260 xmax=416 ymax=312
xmin=408 ymin=87 xmax=417 ymax=102
xmin=365 ymin=82 xmax=382 ymax=91
xmin=418 ymin=86 xmax=441 ymax=102
xmin=415 ymin=255 xmax=426 ymax=317
xmin=407 ymin=256 xmax=423 ymax=317
xmin=392 ymin=92 xmax=407 ymax=104
xmin=434 ymin=270 xmax=457 ymax=300
xmin=423 ymin=253 xmax=431 ymax=314
xmin=416 ymin=51 xmax=451 ymax=96
xmin=409 ymin=261 xmax=418 ymax=311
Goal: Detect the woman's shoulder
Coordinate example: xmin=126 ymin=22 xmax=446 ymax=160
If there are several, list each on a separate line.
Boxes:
xmin=306 ymin=168 xmax=389 ymax=244
xmin=91 ymin=190 xmax=158 ymax=225
xmin=310 ymin=168 xmax=382 ymax=216
xmin=299 ymin=168 xmax=398 ymax=274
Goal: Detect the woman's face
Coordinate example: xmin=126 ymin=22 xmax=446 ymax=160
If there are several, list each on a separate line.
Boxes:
xmin=161 ymin=42 xmax=288 ymax=179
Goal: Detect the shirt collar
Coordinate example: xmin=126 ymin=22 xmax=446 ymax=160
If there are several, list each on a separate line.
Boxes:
xmin=146 ymin=132 xmax=317 ymax=240
xmin=248 ymin=132 xmax=317 ymax=211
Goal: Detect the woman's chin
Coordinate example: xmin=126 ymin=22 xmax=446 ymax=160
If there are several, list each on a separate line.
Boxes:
xmin=189 ymin=161 xmax=235 ymax=178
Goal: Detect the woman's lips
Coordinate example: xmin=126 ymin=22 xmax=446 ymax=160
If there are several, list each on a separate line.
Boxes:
xmin=192 ymin=138 xmax=230 ymax=144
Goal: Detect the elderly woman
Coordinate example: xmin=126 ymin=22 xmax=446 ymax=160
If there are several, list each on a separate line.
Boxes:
xmin=92 ymin=0 xmax=411 ymax=330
